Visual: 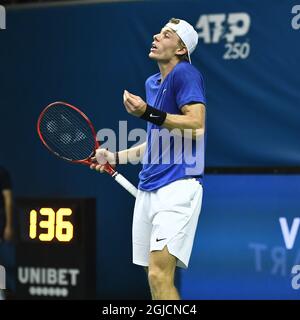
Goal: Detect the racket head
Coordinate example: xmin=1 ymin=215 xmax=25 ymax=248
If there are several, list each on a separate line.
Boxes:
xmin=37 ymin=101 xmax=115 ymax=175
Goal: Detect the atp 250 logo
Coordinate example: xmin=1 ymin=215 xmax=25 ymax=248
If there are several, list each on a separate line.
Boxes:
xmin=196 ymin=12 xmax=251 ymax=60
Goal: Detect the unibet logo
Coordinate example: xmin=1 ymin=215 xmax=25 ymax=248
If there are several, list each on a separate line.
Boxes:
xmin=196 ymin=13 xmax=250 ymax=44
xmin=18 ymin=267 xmax=80 ymax=286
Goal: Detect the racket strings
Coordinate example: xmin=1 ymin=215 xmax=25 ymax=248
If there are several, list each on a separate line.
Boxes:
xmin=43 ymin=107 xmax=94 ymax=158
xmin=41 ymin=111 xmax=94 ymax=160
xmin=40 ymin=113 xmax=92 ymax=160
xmin=39 ymin=104 xmax=95 ymax=161
xmin=42 ymin=114 xmax=90 ymax=159
xmin=45 ymin=110 xmax=89 ymax=153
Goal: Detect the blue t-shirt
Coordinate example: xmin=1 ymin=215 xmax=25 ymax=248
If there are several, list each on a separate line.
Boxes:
xmin=138 ymin=61 xmax=206 ymax=191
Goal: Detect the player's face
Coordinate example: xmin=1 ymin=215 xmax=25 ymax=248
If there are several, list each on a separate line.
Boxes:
xmin=149 ymin=27 xmax=183 ymax=62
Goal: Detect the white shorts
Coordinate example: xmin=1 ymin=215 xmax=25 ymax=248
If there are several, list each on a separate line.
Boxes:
xmin=132 ymin=178 xmax=203 ymax=269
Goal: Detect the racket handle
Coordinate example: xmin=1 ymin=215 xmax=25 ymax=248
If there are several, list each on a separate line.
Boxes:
xmin=112 ymin=172 xmax=138 ymax=198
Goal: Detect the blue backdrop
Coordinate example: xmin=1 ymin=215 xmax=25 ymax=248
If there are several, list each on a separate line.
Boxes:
xmin=181 ymin=174 xmax=300 ymax=299
xmin=0 ymin=0 xmax=299 ymax=299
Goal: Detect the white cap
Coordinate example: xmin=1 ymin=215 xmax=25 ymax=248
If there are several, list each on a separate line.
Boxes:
xmin=165 ymin=19 xmax=198 ymax=63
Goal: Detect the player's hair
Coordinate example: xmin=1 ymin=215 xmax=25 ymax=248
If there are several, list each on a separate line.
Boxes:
xmin=168 ymin=18 xmax=189 ymax=62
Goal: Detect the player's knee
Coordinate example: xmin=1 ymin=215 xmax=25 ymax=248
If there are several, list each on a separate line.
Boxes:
xmin=148 ymin=267 xmax=173 ymax=289
xmin=148 ymin=268 xmax=164 ymax=288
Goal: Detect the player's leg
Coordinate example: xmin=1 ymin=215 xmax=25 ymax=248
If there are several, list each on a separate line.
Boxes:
xmin=148 ymin=245 xmax=179 ymax=300
xmin=132 ymin=189 xmax=162 ymax=299
xmin=148 ymin=178 xmax=203 ymax=300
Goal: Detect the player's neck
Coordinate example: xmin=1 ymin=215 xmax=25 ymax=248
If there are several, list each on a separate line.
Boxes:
xmin=158 ymin=59 xmax=180 ymax=83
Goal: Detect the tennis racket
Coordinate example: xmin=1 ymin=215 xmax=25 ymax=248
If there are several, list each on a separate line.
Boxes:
xmin=37 ymin=101 xmax=138 ymax=197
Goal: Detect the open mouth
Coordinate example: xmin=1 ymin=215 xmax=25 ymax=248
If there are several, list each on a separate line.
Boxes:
xmin=151 ymin=43 xmax=158 ymax=50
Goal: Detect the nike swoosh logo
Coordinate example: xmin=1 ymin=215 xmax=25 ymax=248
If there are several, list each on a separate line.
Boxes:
xmin=150 ymin=114 xmax=160 ymax=118
xmin=156 ymin=238 xmax=167 ymax=242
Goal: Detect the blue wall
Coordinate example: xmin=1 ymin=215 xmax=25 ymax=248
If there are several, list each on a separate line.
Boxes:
xmin=0 ymin=0 xmax=299 ymax=299
xmin=181 ymin=174 xmax=300 ymax=299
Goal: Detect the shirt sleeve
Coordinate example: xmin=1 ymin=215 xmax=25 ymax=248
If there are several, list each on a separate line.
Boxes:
xmin=0 ymin=167 xmax=12 ymax=190
xmin=173 ymin=66 xmax=206 ymax=110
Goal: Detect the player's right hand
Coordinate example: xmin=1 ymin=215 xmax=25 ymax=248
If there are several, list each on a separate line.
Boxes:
xmin=90 ymin=148 xmax=116 ymax=173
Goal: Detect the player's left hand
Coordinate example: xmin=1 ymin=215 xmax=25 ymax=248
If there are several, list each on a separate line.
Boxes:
xmin=123 ymin=90 xmax=147 ymax=117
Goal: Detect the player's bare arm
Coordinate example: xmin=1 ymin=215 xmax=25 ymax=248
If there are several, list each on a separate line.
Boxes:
xmin=91 ymin=142 xmax=146 ymax=172
xmin=123 ymin=90 xmax=205 ymax=139
xmin=118 ymin=142 xmax=146 ymax=164
xmin=164 ymin=103 xmax=205 ymax=139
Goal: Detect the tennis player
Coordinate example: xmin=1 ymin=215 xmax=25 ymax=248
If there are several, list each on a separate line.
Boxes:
xmin=92 ymin=18 xmax=206 ymax=300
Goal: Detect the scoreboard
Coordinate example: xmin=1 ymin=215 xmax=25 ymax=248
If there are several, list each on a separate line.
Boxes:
xmin=15 ymin=198 xmax=96 ymax=299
